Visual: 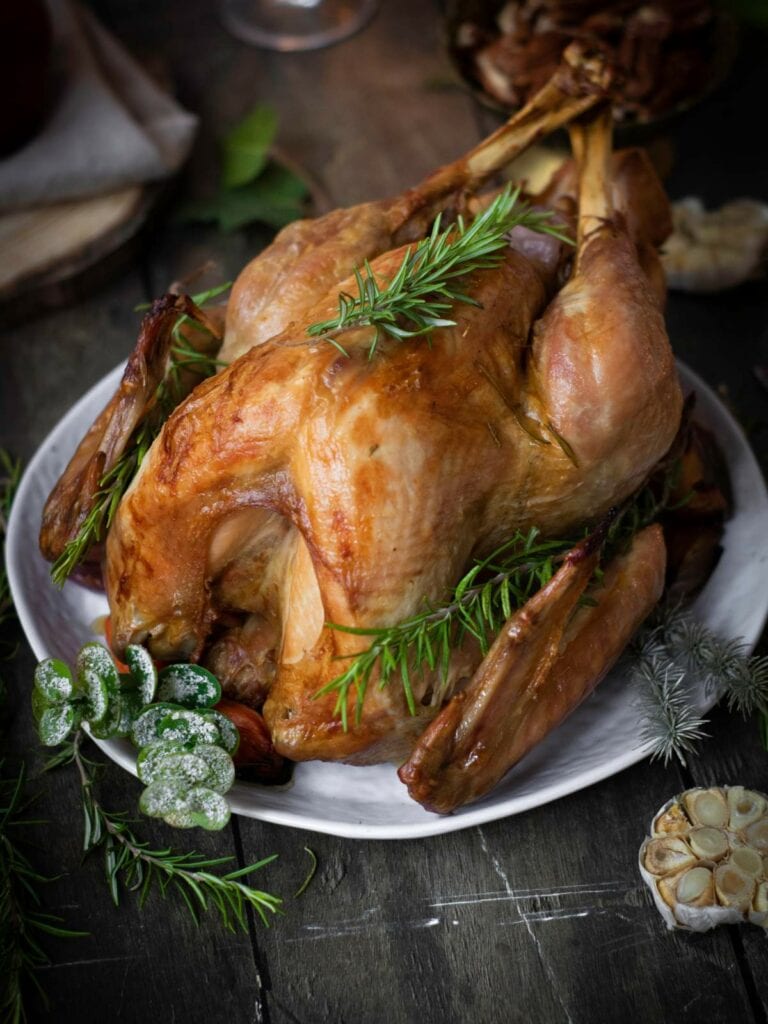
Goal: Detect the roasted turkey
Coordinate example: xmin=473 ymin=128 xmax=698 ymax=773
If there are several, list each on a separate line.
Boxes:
xmin=41 ymin=47 xmax=682 ymax=813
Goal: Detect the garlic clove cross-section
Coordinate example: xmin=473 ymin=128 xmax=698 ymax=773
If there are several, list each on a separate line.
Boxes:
xmin=639 ymin=786 xmax=768 ymax=934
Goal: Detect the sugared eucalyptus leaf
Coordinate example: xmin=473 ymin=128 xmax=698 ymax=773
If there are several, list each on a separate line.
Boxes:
xmin=125 ymin=645 xmax=158 ymax=705
xmin=202 ymin=709 xmax=240 ymax=755
xmin=139 ymin=778 xmax=191 ymax=818
xmin=161 ymin=806 xmax=197 ymax=829
xmin=88 ymin=690 xmax=125 ymax=739
xmin=156 ymin=664 xmax=221 ymax=710
xmin=31 ymin=686 xmax=53 ymax=723
xmin=130 ymin=703 xmax=186 ymax=748
xmin=77 ymin=642 xmax=119 ymax=725
xmin=114 ymin=690 xmax=144 ymax=738
xmin=37 ymin=703 xmax=78 ymax=746
xmin=34 ymin=658 xmax=74 ymax=703
xmin=187 ymin=787 xmax=231 ymax=831
xmin=156 ymin=708 xmax=221 ymax=747
xmin=137 ymin=741 xmax=209 ymax=786
xmin=192 ymin=744 xmax=235 ymax=794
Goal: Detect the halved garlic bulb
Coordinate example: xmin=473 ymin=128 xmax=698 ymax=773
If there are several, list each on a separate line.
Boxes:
xmin=730 ymin=847 xmax=763 ymax=879
xmin=639 ymin=786 xmax=768 ymax=934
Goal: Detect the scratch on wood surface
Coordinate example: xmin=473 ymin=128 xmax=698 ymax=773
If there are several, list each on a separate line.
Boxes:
xmin=477 ymin=826 xmax=577 ymax=1024
xmin=286 ymin=910 xmax=441 ymax=943
xmin=40 ymin=954 xmax=146 ymax=969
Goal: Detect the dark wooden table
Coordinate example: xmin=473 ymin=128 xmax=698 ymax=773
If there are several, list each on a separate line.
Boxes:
xmin=2 ymin=3 xmax=767 ymax=1022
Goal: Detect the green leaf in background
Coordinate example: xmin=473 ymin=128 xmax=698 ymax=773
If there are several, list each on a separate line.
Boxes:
xmin=179 ymin=105 xmax=309 ymax=233
xmin=222 ymin=104 xmax=278 ymax=188
xmin=181 ymin=165 xmax=308 ymax=233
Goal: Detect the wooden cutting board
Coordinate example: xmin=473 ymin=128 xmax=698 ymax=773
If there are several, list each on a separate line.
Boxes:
xmin=0 ymin=184 xmax=156 ymax=323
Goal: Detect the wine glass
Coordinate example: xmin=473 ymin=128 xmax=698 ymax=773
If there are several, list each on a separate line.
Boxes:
xmin=220 ymin=0 xmax=379 ymax=52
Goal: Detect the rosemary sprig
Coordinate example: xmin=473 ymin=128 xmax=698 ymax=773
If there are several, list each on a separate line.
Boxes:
xmin=51 ymin=288 xmax=229 ymax=587
xmin=317 ymin=529 xmax=575 ymax=729
xmin=1 ymin=766 xmax=87 ymax=1024
xmin=306 ymin=184 xmax=572 ymax=358
xmin=49 ymin=733 xmax=282 ymax=931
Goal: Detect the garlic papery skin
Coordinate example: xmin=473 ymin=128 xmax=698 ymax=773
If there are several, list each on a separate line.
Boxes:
xmin=640 ymin=787 xmax=768 ymax=934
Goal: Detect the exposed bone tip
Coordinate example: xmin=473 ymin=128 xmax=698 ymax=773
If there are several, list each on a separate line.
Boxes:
xmin=560 ymin=42 xmax=614 ymax=95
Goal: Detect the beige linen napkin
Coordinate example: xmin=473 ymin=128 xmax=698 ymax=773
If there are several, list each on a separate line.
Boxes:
xmin=0 ymin=0 xmax=197 ymax=213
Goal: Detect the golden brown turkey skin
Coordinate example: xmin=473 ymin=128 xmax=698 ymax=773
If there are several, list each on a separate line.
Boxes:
xmin=106 ymin=199 xmax=681 ymax=765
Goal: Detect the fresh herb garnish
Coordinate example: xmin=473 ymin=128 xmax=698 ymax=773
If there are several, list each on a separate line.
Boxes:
xmin=179 ymin=104 xmax=309 ymax=232
xmin=47 ymin=733 xmax=281 ymax=929
xmin=50 ymin=288 xmax=228 ymax=587
xmin=306 ymin=184 xmax=572 ymax=358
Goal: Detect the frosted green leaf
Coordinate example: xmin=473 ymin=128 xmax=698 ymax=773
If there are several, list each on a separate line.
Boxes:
xmin=201 ymin=709 xmax=240 ymax=755
xmin=114 ymin=690 xmax=144 ymax=737
xmin=77 ymin=642 xmax=119 ymax=725
xmin=31 ymin=686 xmax=53 ymax=722
xmin=193 ymin=744 xmax=235 ymax=794
xmin=139 ymin=778 xmax=191 ymax=818
xmin=34 ymin=658 xmax=74 ymax=703
xmin=157 ymin=708 xmax=220 ymax=746
xmin=187 ymin=787 xmax=231 ymax=830
xmin=156 ymin=664 xmax=221 ymax=709
xmin=137 ymin=741 xmax=209 ymax=786
xmin=131 ymin=703 xmax=186 ymax=748
xmin=89 ymin=691 xmax=124 ymax=739
xmin=125 ymin=645 xmax=157 ymax=704
xmin=38 ymin=703 xmax=78 ymax=746
xmin=162 ymin=806 xmax=197 ymax=829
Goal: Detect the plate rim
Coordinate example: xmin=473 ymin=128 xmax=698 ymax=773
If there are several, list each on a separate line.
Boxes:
xmin=7 ymin=360 xmax=768 ymax=840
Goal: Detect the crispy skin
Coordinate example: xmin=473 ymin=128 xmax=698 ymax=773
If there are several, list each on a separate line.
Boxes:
xmin=399 ymin=525 xmax=666 ymax=813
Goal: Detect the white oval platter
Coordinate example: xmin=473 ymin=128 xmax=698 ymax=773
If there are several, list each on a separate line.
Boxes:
xmin=6 ymin=362 xmax=768 ymax=839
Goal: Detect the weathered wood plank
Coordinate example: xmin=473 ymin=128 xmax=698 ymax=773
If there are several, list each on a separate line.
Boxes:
xmin=238 ymin=753 xmax=760 ymax=1024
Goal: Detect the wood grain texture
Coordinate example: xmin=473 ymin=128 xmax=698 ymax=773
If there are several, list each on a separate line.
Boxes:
xmin=1 ymin=1 xmax=767 ymax=1022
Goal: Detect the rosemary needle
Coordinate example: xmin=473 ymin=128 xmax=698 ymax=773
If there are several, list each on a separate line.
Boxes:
xmin=306 ymin=184 xmax=572 ymax=357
